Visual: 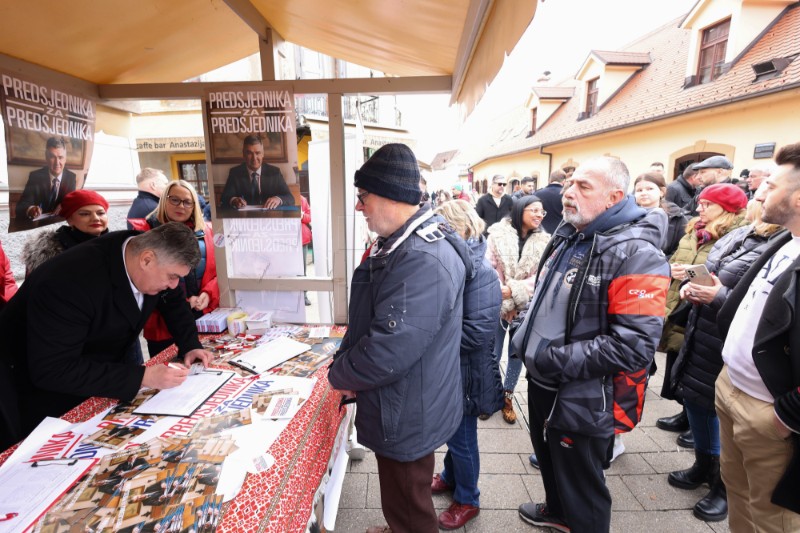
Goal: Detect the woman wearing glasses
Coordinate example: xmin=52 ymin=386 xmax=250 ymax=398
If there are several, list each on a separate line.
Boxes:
xmin=129 ymin=180 xmax=218 ymax=356
xmin=485 ymin=195 xmax=550 ymax=424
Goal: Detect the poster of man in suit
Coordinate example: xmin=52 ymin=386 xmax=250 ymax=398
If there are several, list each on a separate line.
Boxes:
xmin=0 ymin=70 xmax=96 ymax=232
xmin=204 ymin=86 xmax=300 ymax=219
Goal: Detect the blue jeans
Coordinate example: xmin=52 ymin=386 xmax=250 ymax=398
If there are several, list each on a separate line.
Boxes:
xmin=440 ymin=414 xmax=480 ymax=506
xmin=685 ymin=398 xmax=720 ymax=455
xmin=493 ymin=319 xmax=523 ymax=392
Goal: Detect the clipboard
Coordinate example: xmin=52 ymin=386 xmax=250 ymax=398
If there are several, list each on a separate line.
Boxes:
xmin=132 ymin=370 xmax=236 ymax=417
xmin=229 ymin=337 xmax=311 ymax=375
xmin=0 ymin=458 xmax=97 ymax=533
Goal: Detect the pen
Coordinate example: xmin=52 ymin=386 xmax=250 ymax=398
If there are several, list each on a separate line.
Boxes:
xmin=0 ymin=513 xmax=18 ymax=521
xmin=164 ymin=362 xmax=184 ymax=370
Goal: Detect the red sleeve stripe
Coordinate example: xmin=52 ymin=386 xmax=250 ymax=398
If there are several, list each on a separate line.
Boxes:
xmin=608 ymin=274 xmax=670 ymax=317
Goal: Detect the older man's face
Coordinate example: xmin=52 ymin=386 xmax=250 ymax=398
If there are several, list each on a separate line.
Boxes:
xmin=46 ymin=146 xmax=66 ymax=176
xmin=562 ymin=163 xmax=618 ymax=230
xmin=747 ymin=170 xmax=768 ymax=191
xmin=243 ymin=143 xmax=264 ymax=172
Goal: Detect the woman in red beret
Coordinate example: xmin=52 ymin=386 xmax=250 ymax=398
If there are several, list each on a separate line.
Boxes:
xmin=129 ymin=180 xmax=218 ymax=357
xmin=21 ymin=189 xmax=110 ymax=275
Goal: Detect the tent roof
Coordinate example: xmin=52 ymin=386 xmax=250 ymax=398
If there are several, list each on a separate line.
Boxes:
xmin=0 ymin=0 xmax=536 ymax=111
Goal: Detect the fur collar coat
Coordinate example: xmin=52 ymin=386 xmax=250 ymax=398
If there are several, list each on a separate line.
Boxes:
xmin=486 ymin=218 xmax=550 ymax=317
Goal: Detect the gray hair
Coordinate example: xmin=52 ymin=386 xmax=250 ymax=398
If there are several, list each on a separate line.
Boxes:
xmin=45 ymin=137 xmax=67 ymax=152
xmin=749 ymin=162 xmax=778 ymax=176
xmin=136 ymin=167 xmax=166 ymax=185
xmin=128 ymin=222 xmax=201 ymax=268
xmin=581 ymin=156 xmax=630 ymax=192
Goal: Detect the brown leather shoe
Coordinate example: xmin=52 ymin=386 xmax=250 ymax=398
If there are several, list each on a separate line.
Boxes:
xmin=502 ymin=396 xmax=517 ymax=424
xmin=365 ymin=526 xmax=391 ymax=533
xmin=431 ymin=473 xmax=453 ymax=494
xmin=438 ymin=501 xmax=480 ymax=530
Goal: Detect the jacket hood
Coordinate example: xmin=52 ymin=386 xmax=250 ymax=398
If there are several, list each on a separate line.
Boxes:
xmin=440 ymin=222 xmax=477 ymax=281
xmin=557 ymin=195 xmax=666 ymax=253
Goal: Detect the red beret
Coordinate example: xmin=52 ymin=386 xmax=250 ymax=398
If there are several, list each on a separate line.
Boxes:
xmin=698 ymin=183 xmax=747 ymax=213
xmin=59 ymin=189 xmax=109 ymax=219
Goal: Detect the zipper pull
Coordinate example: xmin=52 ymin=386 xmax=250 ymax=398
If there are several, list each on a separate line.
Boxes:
xmin=543 ymin=419 xmax=549 ymax=443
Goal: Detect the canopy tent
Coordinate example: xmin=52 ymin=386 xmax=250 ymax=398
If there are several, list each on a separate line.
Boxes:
xmin=0 ymin=0 xmax=536 ymax=113
xmin=0 ymin=0 xmax=538 ymax=322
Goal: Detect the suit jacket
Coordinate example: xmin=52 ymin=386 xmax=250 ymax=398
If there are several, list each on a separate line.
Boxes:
xmin=0 ymin=231 xmax=202 ymax=446
xmin=220 ymin=163 xmax=294 ymax=208
xmin=15 ymin=167 xmax=77 ymax=219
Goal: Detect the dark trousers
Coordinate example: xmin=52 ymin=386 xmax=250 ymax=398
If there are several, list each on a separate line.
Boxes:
xmin=375 ymin=452 xmax=438 ymax=533
xmin=527 ymin=376 xmax=613 ymax=533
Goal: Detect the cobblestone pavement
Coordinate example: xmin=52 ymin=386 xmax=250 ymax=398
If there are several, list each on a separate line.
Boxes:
xmin=335 ymin=351 xmax=732 ymax=533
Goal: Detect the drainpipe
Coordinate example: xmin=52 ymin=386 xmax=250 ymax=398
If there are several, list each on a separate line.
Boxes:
xmin=539 ymin=145 xmax=553 ymax=186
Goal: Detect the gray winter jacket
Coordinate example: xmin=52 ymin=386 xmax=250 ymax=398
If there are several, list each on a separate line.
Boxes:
xmin=328 ymin=207 xmax=466 ymax=461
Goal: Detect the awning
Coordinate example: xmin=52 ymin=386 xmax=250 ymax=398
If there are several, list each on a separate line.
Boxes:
xmin=0 ymin=0 xmax=536 ymax=114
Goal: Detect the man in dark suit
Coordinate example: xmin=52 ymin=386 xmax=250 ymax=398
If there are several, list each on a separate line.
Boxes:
xmin=219 ymin=134 xmax=294 ymax=211
xmin=0 ymin=223 xmax=213 ymax=448
xmin=15 ymin=137 xmax=77 ymax=220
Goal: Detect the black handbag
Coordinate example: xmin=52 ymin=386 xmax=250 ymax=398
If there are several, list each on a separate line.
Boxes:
xmin=668 ymin=300 xmax=692 ymax=328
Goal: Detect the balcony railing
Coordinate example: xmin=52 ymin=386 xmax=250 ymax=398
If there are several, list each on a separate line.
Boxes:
xmin=294 ymin=95 xmax=401 ymax=127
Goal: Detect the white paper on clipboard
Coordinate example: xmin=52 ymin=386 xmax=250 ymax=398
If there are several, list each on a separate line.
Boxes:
xmin=0 ymin=458 xmax=96 ymax=533
xmin=228 ymin=337 xmax=310 ymax=374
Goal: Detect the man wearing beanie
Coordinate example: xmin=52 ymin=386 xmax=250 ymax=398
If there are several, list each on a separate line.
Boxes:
xmin=329 ymin=143 xmax=466 ymax=533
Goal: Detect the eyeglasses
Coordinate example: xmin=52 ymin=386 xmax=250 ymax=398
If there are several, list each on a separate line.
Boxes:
xmin=167 ymin=196 xmax=194 ymax=208
xmin=524 ymin=208 xmax=547 ymax=217
xmin=696 ymin=201 xmax=714 ymax=210
xmin=356 ymin=191 xmax=370 ymax=205
xmin=496 ymin=182 xmax=507 ymax=187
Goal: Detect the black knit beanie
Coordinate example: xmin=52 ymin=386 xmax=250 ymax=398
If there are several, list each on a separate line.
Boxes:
xmin=354 ymin=143 xmax=422 ymax=205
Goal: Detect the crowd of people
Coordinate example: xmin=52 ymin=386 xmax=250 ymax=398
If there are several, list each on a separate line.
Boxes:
xmin=2 ymin=139 xmax=800 ymax=533
xmin=331 ymin=143 xmax=800 ymax=533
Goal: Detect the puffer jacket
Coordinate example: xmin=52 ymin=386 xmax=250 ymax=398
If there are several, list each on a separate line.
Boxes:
xmin=328 ymin=207 xmax=466 ymax=461
xmin=661 ymin=215 xmax=747 ymax=352
xmin=671 ymin=225 xmax=787 ymax=410
xmin=486 ymin=218 xmax=550 ymax=318
xmin=512 ymin=196 xmax=670 ymax=438
xmin=450 ymin=236 xmax=503 ymax=417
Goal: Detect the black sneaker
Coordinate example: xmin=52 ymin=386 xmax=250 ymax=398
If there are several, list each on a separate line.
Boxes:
xmin=518 ymin=502 xmax=570 ymax=532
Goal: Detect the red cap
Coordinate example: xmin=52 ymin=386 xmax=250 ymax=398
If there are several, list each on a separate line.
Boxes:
xmin=59 ymin=189 xmax=109 ymax=219
xmin=698 ymin=183 xmax=747 ymax=213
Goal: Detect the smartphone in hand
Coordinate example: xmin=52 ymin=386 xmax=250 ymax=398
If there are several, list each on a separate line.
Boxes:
xmin=685 ymin=264 xmax=714 ymax=286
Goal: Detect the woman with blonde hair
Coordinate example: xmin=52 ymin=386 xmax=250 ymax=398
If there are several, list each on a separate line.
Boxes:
xmin=430 ymin=199 xmax=502 ymax=530
xmin=129 ymin=180 xmax=218 ymax=356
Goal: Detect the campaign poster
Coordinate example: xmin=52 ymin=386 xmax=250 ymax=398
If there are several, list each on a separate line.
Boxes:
xmin=0 ymin=70 xmax=96 ymax=232
xmin=204 ymin=85 xmax=300 ymax=220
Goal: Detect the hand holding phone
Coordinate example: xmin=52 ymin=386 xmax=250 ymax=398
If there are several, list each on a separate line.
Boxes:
xmin=685 ymin=264 xmax=714 ymax=286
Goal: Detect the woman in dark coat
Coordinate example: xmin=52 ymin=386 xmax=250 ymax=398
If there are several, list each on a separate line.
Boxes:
xmin=667 ymin=195 xmax=784 ymax=523
xmin=431 ymin=199 xmax=502 ymax=530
